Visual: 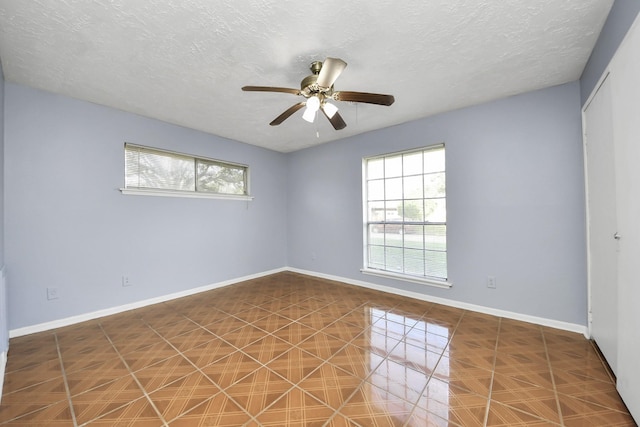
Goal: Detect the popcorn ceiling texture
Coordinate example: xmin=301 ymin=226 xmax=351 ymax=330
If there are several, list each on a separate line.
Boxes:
xmin=0 ymin=0 xmax=613 ymax=152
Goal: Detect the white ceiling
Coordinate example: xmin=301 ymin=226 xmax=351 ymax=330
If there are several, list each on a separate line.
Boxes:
xmin=0 ymin=0 xmax=613 ymax=153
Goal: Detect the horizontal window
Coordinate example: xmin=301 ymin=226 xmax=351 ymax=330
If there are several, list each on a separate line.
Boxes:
xmin=123 ymin=143 xmax=250 ymax=199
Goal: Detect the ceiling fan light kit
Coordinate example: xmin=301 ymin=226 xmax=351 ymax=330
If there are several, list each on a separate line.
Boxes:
xmin=302 ymin=99 xmax=319 ymax=123
xmin=322 ymin=101 xmax=338 ymax=119
xmin=242 ymin=57 xmax=394 ymax=130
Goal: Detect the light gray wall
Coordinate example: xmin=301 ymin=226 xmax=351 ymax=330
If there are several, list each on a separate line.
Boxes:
xmin=4 ymin=83 xmax=288 ymax=330
xmin=287 ymin=82 xmax=587 ymax=325
xmin=580 ymin=0 xmax=640 ymax=105
xmin=0 ymin=62 xmax=4 ymax=268
xmin=2 ymin=3 xmax=636 ymax=335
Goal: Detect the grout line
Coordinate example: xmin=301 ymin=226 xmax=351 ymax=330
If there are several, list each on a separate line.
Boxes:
xmin=7 ymin=274 xmax=624 ymax=426
xmin=97 ymin=324 xmax=169 ymax=427
xmin=542 ymin=327 xmax=565 ymax=426
xmin=54 ymin=333 xmax=79 ymax=427
xmin=329 ymin=306 xmax=457 ymax=427
xmin=309 ymin=303 xmax=393 ymax=426
xmin=482 ymin=316 xmax=501 ymax=427
xmin=140 ymin=318 xmax=267 ymax=425
xmin=400 ymin=309 xmax=467 ymax=427
xmin=184 ymin=307 xmax=365 ymax=423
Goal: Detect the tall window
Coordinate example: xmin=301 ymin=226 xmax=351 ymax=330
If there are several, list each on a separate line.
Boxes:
xmin=363 ymin=144 xmax=447 ymax=284
xmin=124 ymin=143 xmax=249 ymax=198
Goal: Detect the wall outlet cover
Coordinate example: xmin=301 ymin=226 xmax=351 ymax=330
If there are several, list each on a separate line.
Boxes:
xmin=487 ymin=276 xmax=497 ymax=289
xmin=46 ymin=287 xmax=59 ymax=300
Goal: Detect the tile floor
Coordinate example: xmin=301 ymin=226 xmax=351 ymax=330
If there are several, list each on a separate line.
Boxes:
xmin=0 ymin=272 xmax=636 ymax=426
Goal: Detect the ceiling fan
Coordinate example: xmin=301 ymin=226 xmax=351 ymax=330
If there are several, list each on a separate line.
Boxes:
xmin=242 ymin=58 xmax=395 ymax=130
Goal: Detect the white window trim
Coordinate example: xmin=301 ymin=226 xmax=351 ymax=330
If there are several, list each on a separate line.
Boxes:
xmin=360 ymin=268 xmax=452 ymax=289
xmin=123 ymin=143 xmax=252 ymax=201
xmin=119 ymin=187 xmax=254 ymax=201
xmin=362 ymin=143 xmax=448 ymax=288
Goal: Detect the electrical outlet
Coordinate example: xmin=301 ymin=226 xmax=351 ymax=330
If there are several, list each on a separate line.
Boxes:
xmin=47 ymin=287 xmax=59 ymax=300
xmin=487 ymin=276 xmax=496 ymax=289
xmin=122 ymin=276 xmax=132 ymax=287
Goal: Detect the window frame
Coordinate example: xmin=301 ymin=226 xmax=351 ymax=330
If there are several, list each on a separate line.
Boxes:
xmin=361 ymin=144 xmax=451 ymax=288
xmin=120 ymin=143 xmax=253 ymax=201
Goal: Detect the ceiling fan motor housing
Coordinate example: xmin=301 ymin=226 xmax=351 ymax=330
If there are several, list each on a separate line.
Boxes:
xmin=300 ymin=74 xmax=319 ymax=94
xmin=301 ymin=60 xmax=337 ymax=98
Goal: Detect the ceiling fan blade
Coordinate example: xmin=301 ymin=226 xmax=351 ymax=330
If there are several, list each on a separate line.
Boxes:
xmin=316 ymin=57 xmax=347 ymax=88
xmin=269 ymin=102 xmax=306 ymax=126
xmin=333 ymin=91 xmax=395 ymax=106
xmin=242 ymin=86 xmax=301 ymax=95
xmin=321 ymin=107 xmax=347 ymax=130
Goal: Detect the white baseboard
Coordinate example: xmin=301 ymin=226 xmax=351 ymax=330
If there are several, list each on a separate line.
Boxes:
xmin=0 ymin=351 xmax=6 ymax=403
xmin=288 ymin=267 xmax=589 ymax=338
xmin=9 ymin=266 xmax=588 ymax=339
xmin=9 ymin=267 xmax=287 ymax=338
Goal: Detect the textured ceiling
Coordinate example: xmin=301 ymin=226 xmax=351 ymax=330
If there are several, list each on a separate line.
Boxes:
xmin=0 ymin=0 xmax=613 ymax=152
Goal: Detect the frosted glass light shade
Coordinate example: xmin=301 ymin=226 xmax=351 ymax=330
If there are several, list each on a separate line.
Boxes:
xmin=302 ymin=107 xmax=316 ymax=122
xmin=303 ymin=96 xmax=321 ymax=122
xmin=306 ymin=96 xmax=320 ymax=112
xmin=323 ymin=102 xmax=338 ymax=118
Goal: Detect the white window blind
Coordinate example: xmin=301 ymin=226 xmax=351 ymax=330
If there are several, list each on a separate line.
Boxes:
xmin=124 ymin=144 xmax=249 ymax=197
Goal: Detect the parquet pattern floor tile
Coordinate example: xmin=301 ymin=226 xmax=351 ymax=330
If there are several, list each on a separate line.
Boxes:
xmin=1 ymin=272 xmax=635 ymax=426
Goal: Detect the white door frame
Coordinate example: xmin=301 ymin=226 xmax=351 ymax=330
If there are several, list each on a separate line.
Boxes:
xmin=582 ymin=70 xmax=612 ymax=341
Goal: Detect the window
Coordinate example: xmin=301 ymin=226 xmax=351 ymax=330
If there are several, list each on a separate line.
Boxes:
xmin=363 ymin=144 xmax=448 ymax=286
xmin=122 ymin=143 xmax=250 ymax=200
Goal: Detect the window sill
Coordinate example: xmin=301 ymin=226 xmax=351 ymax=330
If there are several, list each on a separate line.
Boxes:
xmin=360 ymin=268 xmax=452 ymax=289
xmin=120 ymin=188 xmax=254 ymax=201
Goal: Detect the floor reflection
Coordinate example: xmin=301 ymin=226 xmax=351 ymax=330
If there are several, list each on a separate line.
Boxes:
xmin=366 ymin=307 xmax=451 ymax=424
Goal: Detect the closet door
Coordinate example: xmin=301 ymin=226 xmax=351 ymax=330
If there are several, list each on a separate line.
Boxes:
xmin=609 ymin=14 xmax=640 ymax=419
xmin=584 ymin=75 xmax=618 ymax=374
